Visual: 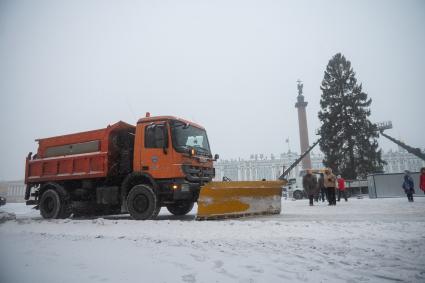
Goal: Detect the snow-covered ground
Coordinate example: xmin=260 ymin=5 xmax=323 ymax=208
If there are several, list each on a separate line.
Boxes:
xmin=1 ymin=197 xmax=424 ymax=283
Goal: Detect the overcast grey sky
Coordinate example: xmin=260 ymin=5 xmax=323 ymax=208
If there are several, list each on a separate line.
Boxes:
xmin=1 ymin=0 xmax=424 ymax=180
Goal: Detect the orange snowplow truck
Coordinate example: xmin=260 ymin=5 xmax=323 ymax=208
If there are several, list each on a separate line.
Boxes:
xmin=25 ymin=114 xmax=284 ymax=220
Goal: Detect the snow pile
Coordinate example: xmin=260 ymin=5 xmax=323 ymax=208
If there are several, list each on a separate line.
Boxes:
xmin=1 ymin=198 xmax=424 ymax=283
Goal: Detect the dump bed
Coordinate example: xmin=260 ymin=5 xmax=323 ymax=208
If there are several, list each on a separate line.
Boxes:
xmin=25 ymin=121 xmax=135 ymax=184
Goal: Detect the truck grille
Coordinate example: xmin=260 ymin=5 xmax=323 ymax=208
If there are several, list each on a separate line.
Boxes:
xmin=182 ymin=165 xmax=215 ymax=182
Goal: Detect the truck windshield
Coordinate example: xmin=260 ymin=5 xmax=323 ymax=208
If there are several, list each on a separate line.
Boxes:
xmin=170 ymin=121 xmax=211 ymax=156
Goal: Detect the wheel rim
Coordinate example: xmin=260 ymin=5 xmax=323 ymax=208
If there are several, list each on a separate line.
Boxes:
xmin=42 ymin=196 xmax=55 ymax=214
xmin=133 ymin=194 xmax=148 ymax=213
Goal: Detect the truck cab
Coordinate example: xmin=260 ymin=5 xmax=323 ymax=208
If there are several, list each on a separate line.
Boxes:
xmin=132 ymin=115 xmax=216 ymax=208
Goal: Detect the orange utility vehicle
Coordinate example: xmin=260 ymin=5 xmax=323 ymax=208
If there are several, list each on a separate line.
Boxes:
xmin=25 ymin=114 xmax=284 ymax=220
xmin=25 ymin=114 xmax=216 ymax=219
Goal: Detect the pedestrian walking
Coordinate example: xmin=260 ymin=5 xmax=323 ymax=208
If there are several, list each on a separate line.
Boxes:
xmin=302 ymin=169 xmax=318 ymax=206
xmin=318 ymin=173 xmax=326 ymax=202
xmin=337 ymin=175 xmax=348 ymax=202
xmin=402 ymin=170 xmax=415 ymax=202
xmin=420 ymin=167 xmax=425 ymax=195
xmin=314 ymin=175 xmax=320 ymax=202
xmin=324 ymin=169 xmax=337 ymax=205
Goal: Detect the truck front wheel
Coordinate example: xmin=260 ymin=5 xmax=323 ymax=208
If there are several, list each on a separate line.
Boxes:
xmin=127 ymin=185 xmax=158 ymax=220
xmin=166 ymin=202 xmax=194 ymax=216
xmin=40 ymin=189 xmax=62 ymax=219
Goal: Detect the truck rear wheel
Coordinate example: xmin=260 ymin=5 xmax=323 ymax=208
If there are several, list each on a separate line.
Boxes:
xmin=166 ymin=202 xmax=194 ymax=216
xmin=40 ymin=189 xmax=62 ymax=219
xmin=40 ymin=187 xmax=72 ymax=219
xmin=127 ymin=185 xmax=158 ymax=220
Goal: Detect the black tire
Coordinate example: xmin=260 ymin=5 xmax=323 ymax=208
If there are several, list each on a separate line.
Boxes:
xmin=127 ymin=184 xmax=158 ymax=220
xmin=293 ymin=190 xmax=303 ymax=200
xmin=166 ymin=202 xmax=194 ymax=216
xmin=56 ymin=186 xmax=72 ymax=219
xmin=40 ymin=185 xmax=72 ymax=219
xmin=40 ymin=189 xmax=62 ymax=219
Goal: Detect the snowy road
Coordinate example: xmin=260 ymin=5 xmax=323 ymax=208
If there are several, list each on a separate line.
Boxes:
xmin=1 ymin=197 xmax=424 ymax=283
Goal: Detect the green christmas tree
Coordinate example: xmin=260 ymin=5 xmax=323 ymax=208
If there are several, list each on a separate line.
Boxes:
xmin=318 ymin=53 xmax=385 ymax=179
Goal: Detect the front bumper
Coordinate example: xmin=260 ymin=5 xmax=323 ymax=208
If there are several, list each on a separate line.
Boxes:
xmin=173 ymin=182 xmax=199 ymax=200
xmin=158 ymin=180 xmax=201 ymax=202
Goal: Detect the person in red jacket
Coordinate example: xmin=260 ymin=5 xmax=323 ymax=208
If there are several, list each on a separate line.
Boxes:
xmin=337 ymin=175 xmax=348 ymax=202
xmin=420 ymin=167 xmax=425 ymax=194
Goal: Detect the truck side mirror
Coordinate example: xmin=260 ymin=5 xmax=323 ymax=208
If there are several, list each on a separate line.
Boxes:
xmin=214 ymin=154 xmax=219 ymax=161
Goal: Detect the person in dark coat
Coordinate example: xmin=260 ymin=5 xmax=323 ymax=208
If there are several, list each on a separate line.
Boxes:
xmin=318 ymin=173 xmax=326 ymax=202
xmin=324 ymin=169 xmax=337 ymax=205
xmin=420 ymin=167 xmax=425 ymax=195
xmin=303 ymin=169 xmax=318 ymax=206
xmin=314 ymin=175 xmax=320 ymax=202
xmin=402 ymin=170 xmax=415 ymax=202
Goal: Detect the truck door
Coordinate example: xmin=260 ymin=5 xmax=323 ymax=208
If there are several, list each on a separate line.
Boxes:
xmin=140 ymin=122 xmax=173 ymax=179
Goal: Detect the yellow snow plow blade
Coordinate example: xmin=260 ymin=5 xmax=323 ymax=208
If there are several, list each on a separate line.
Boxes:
xmin=196 ymin=180 xmax=286 ymax=220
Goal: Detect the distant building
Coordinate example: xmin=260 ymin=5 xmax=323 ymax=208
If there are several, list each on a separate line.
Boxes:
xmin=214 ymin=148 xmax=425 ymax=181
xmin=0 ymin=180 xmax=25 ymax=203
xmin=0 ymin=183 xmax=7 ymax=198
xmin=382 ymin=148 xmax=425 ymax=173
xmin=214 ymin=151 xmax=325 ymax=181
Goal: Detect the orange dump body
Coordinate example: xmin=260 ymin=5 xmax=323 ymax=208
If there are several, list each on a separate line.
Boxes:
xmin=25 ymin=121 xmax=135 ymax=184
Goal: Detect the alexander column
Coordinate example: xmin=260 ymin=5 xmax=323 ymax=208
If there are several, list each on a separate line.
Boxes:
xmin=295 ymin=80 xmax=312 ymax=169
